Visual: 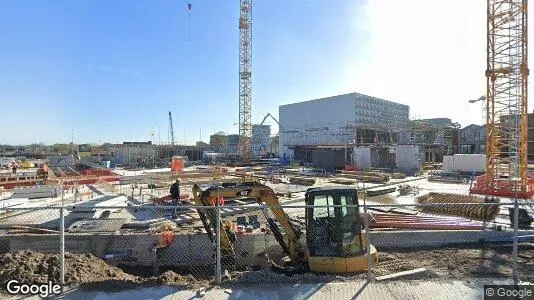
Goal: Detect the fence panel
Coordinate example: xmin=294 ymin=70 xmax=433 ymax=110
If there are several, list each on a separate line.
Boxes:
xmin=0 ymin=199 xmax=532 ymax=298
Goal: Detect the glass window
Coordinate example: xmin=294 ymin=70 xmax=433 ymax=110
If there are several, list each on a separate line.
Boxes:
xmin=312 ymin=195 xmax=334 ymax=219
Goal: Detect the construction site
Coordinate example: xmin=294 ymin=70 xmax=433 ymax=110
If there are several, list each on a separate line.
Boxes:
xmin=1 ymin=0 xmax=534 ymax=299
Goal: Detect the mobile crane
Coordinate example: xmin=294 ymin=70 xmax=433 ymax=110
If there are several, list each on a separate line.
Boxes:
xmin=192 ymin=181 xmax=378 ymax=274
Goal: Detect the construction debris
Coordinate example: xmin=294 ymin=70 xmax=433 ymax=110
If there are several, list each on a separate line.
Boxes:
xmin=366 ymin=186 xmax=396 ymax=197
xmin=337 ymin=171 xmax=389 ymax=183
xmin=329 ymin=178 xmax=358 ymax=185
xmin=415 ymin=193 xmax=500 ymax=221
xmin=427 ymin=171 xmax=468 ymax=183
xmin=390 ymin=173 xmax=407 ymax=179
xmin=398 ymin=184 xmax=419 ymax=196
xmin=288 ymin=176 xmax=316 ymax=186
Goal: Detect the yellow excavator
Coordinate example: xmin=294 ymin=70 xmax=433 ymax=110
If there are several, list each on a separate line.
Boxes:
xmin=192 ymin=181 xmax=378 ymax=274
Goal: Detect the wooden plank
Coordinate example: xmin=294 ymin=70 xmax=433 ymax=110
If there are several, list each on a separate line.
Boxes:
xmin=375 ymin=268 xmax=427 ymax=281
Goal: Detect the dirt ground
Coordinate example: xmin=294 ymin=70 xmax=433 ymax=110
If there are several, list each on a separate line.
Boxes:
xmin=373 ymin=243 xmax=534 ymax=281
xmin=0 ymin=250 xmax=205 ymax=291
xmin=1 ymin=243 xmax=532 ymax=291
xmin=230 ymin=243 xmax=534 ymax=285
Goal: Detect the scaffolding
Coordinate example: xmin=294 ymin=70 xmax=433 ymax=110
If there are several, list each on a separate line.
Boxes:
xmin=471 ymin=0 xmax=533 ymax=198
xmin=280 ymin=119 xmax=459 ymax=164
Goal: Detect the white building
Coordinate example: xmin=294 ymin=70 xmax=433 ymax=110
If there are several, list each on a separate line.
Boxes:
xmin=279 ymin=92 xmax=410 ymax=159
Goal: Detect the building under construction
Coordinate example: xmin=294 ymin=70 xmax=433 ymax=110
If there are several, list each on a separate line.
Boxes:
xmin=111 ymin=142 xmax=204 ymax=167
xmin=279 ymin=92 xmax=460 ymax=170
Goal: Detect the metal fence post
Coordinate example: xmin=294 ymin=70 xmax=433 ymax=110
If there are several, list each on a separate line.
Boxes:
xmin=215 ymin=205 xmax=222 ymax=284
xmin=59 ymin=182 xmax=65 ymax=285
xmin=512 ymin=198 xmax=519 ymax=284
xmin=363 ymin=182 xmax=372 ymax=281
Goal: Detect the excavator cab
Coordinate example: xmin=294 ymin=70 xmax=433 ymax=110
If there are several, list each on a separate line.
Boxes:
xmin=305 ymin=187 xmax=378 ymax=273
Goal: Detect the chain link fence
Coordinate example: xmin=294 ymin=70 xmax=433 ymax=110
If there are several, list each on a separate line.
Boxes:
xmin=0 ymin=198 xmax=533 ymax=297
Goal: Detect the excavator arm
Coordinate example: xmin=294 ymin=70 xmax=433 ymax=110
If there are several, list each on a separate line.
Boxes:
xmin=252 ymin=185 xmax=307 ymax=263
xmin=192 ymin=184 xmax=236 ymax=263
xmin=192 ymin=181 xmax=307 ymax=266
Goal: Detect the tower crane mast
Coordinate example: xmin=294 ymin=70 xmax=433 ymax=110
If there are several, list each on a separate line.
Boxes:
xmin=471 ymin=0 xmax=532 ymax=198
xmin=168 ymin=111 xmax=176 ymax=146
xmin=238 ymin=0 xmax=253 ymax=163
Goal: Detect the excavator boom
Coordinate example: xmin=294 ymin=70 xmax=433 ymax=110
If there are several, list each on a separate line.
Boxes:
xmin=192 ymin=181 xmax=307 ymax=265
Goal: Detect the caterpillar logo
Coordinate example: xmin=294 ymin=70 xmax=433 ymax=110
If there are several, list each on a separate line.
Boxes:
xmin=239 ymin=189 xmax=252 ymax=196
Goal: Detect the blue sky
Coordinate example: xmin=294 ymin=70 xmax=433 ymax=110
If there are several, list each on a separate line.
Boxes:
xmin=2 ymin=0 xmax=515 ymax=146
xmin=0 ymin=0 xmax=366 ymax=145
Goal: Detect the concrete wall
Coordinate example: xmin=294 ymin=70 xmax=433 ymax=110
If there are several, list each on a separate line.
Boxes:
xmin=354 ymin=147 xmax=372 ymax=169
xmin=1 ymin=233 xmax=282 ymax=268
xmin=4 ymin=229 xmax=534 ymax=268
xmin=311 ymin=149 xmax=345 ymax=169
xmin=369 ymin=229 xmax=534 ymax=248
xmin=393 ymin=145 xmax=422 ymax=173
xmin=443 ymin=154 xmax=486 ymax=172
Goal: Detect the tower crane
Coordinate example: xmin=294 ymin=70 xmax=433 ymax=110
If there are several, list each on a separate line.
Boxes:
xmin=238 ymin=0 xmax=253 ymax=163
xmin=471 ymin=0 xmax=531 ymax=199
xmin=168 ymin=111 xmax=176 ymax=146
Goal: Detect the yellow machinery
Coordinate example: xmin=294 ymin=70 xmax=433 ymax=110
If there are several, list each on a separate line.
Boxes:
xmin=192 ymin=181 xmax=378 ymax=274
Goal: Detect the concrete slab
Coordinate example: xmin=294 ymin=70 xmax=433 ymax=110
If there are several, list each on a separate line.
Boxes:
xmin=71 ymin=195 xmax=129 ymax=211
xmin=11 ymin=186 xmax=60 ymax=199
xmin=68 ymin=218 xmax=128 ymax=233
xmin=27 ymin=278 xmax=513 ymax=300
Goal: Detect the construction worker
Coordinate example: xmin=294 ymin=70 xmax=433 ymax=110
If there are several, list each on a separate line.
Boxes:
xmin=170 ymin=179 xmax=181 ymax=204
xmin=11 ymin=162 xmax=18 ymax=174
xmin=42 ymin=164 xmax=49 ymax=184
xmin=170 ymin=179 xmax=181 ymax=218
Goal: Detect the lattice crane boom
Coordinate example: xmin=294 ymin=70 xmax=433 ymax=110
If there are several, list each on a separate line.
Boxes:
xmin=238 ymin=0 xmax=253 ymax=163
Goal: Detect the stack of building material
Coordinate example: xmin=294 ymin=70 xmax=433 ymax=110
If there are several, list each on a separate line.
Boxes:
xmin=398 ymin=184 xmax=420 ymax=196
xmin=366 ymin=186 xmax=396 ymax=196
xmin=329 ymin=178 xmax=358 ymax=185
xmin=427 ymin=171 xmax=467 ymax=183
xmin=11 ymin=186 xmax=60 ymax=199
xmin=369 ymin=213 xmax=484 ymax=230
xmin=415 ymin=192 xmax=500 ymax=221
xmin=289 ymin=177 xmax=316 ymax=186
xmin=390 ymin=173 xmax=407 ymax=179
xmin=337 ymin=171 xmax=389 ymax=183
xmin=0 ymin=198 xmax=29 ymax=214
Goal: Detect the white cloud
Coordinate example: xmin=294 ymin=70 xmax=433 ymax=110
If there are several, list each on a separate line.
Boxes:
xmin=338 ymin=0 xmax=533 ymax=127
